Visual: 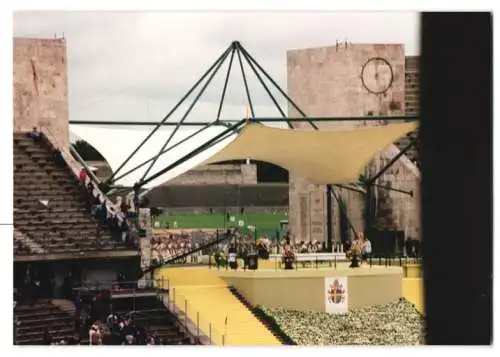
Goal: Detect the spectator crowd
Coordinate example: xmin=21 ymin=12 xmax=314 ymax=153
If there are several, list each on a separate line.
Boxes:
xmin=84 ymin=313 xmax=176 ymax=345
xmin=150 ymin=230 xmax=219 ymax=266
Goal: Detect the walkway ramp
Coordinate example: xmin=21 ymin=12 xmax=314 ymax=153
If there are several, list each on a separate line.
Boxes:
xmin=156 ymin=267 xmax=281 ymax=346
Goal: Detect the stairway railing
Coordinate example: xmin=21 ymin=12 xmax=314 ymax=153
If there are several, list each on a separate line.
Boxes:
xmin=39 ymin=126 xmax=126 ymax=228
xmin=228 ymin=287 xmax=295 ymax=345
xmin=168 ymin=288 xmax=225 ymax=345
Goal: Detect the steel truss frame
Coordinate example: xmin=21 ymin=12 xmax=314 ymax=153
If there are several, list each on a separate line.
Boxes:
xmin=70 ymin=41 xmax=419 ymax=248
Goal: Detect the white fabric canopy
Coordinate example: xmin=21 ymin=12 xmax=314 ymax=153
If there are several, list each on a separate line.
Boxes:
xmin=70 ymin=125 xmax=236 ymax=188
xmin=203 ymin=122 xmax=417 ymax=183
xmin=70 ymin=121 xmax=417 ymax=187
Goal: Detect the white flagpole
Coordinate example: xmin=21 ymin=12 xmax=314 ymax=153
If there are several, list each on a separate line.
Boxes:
xmin=245 ymin=105 xmax=251 ymax=165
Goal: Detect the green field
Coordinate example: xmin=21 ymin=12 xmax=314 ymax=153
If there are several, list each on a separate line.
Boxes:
xmin=155 ymin=212 xmax=288 ymax=232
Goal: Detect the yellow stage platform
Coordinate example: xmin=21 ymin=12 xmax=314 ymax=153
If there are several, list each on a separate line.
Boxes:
xmin=154 ymin=265 xmax=424 ymax=345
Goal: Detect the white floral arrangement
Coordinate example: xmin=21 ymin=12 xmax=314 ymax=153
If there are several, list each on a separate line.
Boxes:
xmin=261 ymin=299 xmax=425 ymax=345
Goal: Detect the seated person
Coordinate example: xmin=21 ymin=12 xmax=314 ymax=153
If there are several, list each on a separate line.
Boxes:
xmin=87 ymin=181 xmax=95 ymax=194
xmin=79 ymin=168 xmax=88 ymax=185
xmin=52 ymin=148 xmax=65 ymax=167
xmin=120 ymin=201 xmax=129 ymax=214
xmin=89 ymin=322 xmax=101 ymax=345
xmin=98 ymin=201 xmax=108 ymax=223
xmin=27 ymin=126 xmax=42 ymax=141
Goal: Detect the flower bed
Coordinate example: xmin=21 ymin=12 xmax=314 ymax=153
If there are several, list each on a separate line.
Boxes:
xmin=260 ymin=299 xmax=425 ymax=345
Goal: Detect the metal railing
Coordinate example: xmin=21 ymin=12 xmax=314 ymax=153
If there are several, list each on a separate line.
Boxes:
xmin=75 ymin=277 xmax=167 ymax=296
xmin=207 ymin=253 xmax=423 ymax=271
xmin=168 ymin=288 xmax=226 ymax=346
xmin=40 ymin=126 xmax=125 ymax=226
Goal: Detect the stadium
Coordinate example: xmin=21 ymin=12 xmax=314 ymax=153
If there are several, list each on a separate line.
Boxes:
xmin=13 ymin=30 xmax=424 ymax=346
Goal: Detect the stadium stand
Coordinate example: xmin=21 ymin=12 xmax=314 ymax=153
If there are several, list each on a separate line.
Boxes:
xmin=13 ymin=132 xmax=134 ymax=255
xmin=13 ymin=129 xmax=185 ymax=345
xmin=111 ymin=296 xmax=193 ymax=345
xmin=14 ymin=300 xmax=75 ymax=345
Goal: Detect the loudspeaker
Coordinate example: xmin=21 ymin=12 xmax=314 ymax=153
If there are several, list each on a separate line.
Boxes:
xmin=396 ymin=230 xmax=405 ymax=255
xmin=247 ymin=254 xmax=258 ymax=270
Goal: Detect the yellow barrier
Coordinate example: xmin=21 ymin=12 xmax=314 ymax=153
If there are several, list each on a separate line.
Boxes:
xmin=403 ymin=264 xmax=422 ymax=278
xmin=402 ymin=277 xmax=424 ymax=314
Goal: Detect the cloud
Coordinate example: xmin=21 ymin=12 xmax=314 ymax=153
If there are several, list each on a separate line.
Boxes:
xmin=14 ymin=11 xmax=419 ymax=118
xmin=14 ymin=11 xmax=419 ymax=182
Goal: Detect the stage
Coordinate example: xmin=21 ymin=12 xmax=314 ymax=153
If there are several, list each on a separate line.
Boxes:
xmin=216 ymin=265 xmax=403 ymax=313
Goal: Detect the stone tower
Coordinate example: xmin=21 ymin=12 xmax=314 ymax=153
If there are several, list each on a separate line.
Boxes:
xmin=286 ymin=43 xmax=420 ymax=245
xmin=13 ymin=37 xmax=69 ymax=149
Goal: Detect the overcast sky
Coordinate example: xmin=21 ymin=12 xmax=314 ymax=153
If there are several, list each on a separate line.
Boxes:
xmin=13 ymin=11 xmax=420 ymax=126
xmin=13 ymin=12 xmax=420 ymax=183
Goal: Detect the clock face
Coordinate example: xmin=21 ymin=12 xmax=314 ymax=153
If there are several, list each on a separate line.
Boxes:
xmin=361 ymin=57 xmax=394 ymax=95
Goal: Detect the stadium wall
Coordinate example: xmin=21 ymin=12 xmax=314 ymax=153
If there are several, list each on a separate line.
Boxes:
xmin=287 ymin=44 xmax=421 ymax=243
xmin=88 ymin=161 xmax=258 ymax=186
xmin=154 ymin=206 xmax=288 ymax=215
xmin=146 ymin=184 xmax=289 ymax=208
xmin=13 ymin=37 xmax=69 ymax=149
xmin=164 ymin=164 xmax=257 ymax=185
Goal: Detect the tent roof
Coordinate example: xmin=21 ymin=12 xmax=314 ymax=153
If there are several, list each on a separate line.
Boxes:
xmin=70 ymin=121 xmax=417 ymax=188
xmin=70 ymin=125 xmax=235 ymax=188
xmin=204 ymin=122 xmax=417 ymax=184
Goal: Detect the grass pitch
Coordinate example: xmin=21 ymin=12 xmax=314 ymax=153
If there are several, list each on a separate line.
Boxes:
xmin=155 ymin=211 xmax=287 ymax=231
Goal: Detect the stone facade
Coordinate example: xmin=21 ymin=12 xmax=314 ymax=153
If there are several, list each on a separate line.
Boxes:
xmin=164 ymin=164 xmax=257 ymax=185
xmin=287 ymin=44 xmax=420 ymax=244
xmin=405 ymin=56 xmax=420 ymax=117
xmin=13 ymin=37 xmax=69 ymax=149
xmin=84 ymin=160 xmax=257 ymax=186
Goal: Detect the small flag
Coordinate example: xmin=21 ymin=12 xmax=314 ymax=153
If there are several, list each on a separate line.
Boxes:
xmin=36 ymin=200 xmax=49 ymax=209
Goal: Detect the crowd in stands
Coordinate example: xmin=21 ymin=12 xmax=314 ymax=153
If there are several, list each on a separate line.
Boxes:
xmin=148 ymin=227 xmax=350 ymax=269
xmin=150 ymin=232 xmax=204 ymax=265
xmin=76 ymin=277 xmax=188 ymax=345
xmin=37 ymin=289 xmax=174 ymax=345
xmin=273 ymin=239 xmax=327 ymax=254
xmin=85 ymin=313 xmax=171 ymax=345
xmin=87 ymin=188 xmax=139 ymax=250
